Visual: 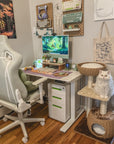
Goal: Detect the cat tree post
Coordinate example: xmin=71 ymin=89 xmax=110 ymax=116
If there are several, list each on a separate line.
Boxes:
xmin=100 ymin=101 xmax=107 ymax=115
xmin=88 ymin=76 xmax=93 ymax=88
xmin=86 ymin=76 xmax=93 ymax=116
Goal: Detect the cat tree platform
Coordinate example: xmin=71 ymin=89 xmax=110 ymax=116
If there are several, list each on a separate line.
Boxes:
xmin=77 ymin=86 xmax=110 ymax=102
xmin=78 ymin=86 xmax=111 ymax=115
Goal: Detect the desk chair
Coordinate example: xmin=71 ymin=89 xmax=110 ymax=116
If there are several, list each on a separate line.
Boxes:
xmin=0 ymin=35 xmax=47 ymax=143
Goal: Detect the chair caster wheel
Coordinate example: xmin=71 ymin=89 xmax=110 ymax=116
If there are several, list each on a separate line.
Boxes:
xmin=27 ymin=109 xmax=31 ymax=116
xmin=22 ymin=137 xmax=28 ymax=143
xmin=24 ymin=112 xmax=28 ymax=118
xmin=40 ymin=121 xmax=45 ymax=126
xmin=3 ymin=117 xmax=8 ymax=122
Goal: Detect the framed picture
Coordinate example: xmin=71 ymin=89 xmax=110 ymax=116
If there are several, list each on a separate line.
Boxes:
xmin=94 ymin=0 xmax=114 ymax=21
xmin=0 ymin=0 xmax=16 ymax=38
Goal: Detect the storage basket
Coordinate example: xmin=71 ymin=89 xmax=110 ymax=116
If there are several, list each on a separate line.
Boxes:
xmin=87 ymin=109 xmax=114 ymax=139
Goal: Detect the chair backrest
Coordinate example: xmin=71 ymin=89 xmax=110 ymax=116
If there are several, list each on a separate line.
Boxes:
xmin=0 ymin=35 xmax=27 ymax=105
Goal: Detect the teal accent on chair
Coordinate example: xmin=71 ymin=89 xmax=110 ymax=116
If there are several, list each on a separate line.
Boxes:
xmin=18 ymin=69 xmax=38 ymax=93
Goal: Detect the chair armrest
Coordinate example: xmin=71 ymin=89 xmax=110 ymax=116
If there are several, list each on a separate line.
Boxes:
xmin=24 ymin=81 xmax=38 ymax=92
xmin=32 ymin=77 xmax=48 ymax=85
xmin=24 ymin=81 xmax=33 ymax=86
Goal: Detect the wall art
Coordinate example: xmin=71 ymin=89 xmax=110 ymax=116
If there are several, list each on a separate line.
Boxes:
xmin=94 ymin=0 xmax=114 ymax=21
xmin=0 ymin=0 xmax=16 ymax=38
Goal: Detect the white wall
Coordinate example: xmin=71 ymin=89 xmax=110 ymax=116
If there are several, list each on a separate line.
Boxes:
xmin=7 ymin=0 xmax=34 ymax=67
xmin=29 ymin=0 xmax=114 ymax=74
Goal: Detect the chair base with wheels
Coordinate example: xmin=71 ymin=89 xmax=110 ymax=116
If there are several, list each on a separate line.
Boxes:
xmin=2 ymin=113 xmax=45 ymax=143
xmin=0 ymin=89 xmax=45 ymax=143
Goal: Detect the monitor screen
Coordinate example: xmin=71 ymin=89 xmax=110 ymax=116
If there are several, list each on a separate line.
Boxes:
xmin=42 ymin=35 xmax=69 ymax=59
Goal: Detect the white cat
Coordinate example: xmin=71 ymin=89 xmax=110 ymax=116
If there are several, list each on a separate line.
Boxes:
xmin=94 ymin=70 xmax=114 ymax=99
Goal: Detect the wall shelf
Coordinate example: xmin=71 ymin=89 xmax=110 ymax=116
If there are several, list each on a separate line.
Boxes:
xmin=63 ymin=28 xmax=80 ymax=32
xmin=63 ymin=8 xmax=81 ymax=12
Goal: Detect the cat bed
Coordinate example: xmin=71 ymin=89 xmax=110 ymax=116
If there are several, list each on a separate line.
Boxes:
xmin=87 ymin=108 xmax=114 ymax=139
xmin=77 ymin=62 xmax=106 ymax=76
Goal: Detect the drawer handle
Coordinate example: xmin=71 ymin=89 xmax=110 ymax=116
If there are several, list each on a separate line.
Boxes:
xmin=52 ymin=96 xmax=62 ymax=100
xmin=52 ymin=104 xmax=62 ymax=109
xmin=52 ymin=87 xmax=62 ymax=91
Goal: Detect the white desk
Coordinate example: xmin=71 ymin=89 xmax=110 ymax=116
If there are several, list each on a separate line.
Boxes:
xmin=24 ymin=69 xmax=85 ymax=133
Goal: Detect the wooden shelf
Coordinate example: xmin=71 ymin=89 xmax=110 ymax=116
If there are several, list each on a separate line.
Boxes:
xmin=63 ymin=8 xmax=81 ymax=12
xmin=42 ymin=62 xmax=65 ymax=70
xmin=78 ymin=86 xmax=110 ymax=102
xmin=63 ymin=28 xmax=80 ymax=32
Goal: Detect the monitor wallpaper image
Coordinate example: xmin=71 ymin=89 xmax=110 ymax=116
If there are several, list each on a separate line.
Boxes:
xmin=0 ymin=0 xmax=16 ymax=38
xmin=42 ymin=36 xmax=69 ymax=55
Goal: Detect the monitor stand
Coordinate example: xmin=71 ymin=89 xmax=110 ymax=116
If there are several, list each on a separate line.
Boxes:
xmin=42 ymin=61 xmax=65 ymax=70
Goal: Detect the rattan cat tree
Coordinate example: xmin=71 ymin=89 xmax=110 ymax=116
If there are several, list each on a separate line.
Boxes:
xmin=77 ymin=62 xmax=114 ymax=139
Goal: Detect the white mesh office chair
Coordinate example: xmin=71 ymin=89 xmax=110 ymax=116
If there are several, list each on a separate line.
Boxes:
xmin=0 ymin=35 xmax=47 ymax=143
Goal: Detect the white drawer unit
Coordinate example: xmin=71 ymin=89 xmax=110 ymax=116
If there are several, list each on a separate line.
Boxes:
xmin=48 ymin=82 xmax=71 ymax=123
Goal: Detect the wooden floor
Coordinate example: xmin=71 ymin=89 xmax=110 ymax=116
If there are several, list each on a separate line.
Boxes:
xmin=0 ymin=103 xmax=104 ymax=144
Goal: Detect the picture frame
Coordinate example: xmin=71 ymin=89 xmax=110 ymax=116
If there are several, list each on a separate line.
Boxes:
xmin=94 ymin=0 xmax=114 ymax=21
xmin=0 ymin=0 xmax=16 ymax=38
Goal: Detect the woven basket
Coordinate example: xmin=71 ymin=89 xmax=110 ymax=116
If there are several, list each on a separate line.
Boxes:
xmin=87 ymin=109 xmax=114 ymax=139
xmin=77 ymin=62 xmax=106 ymax=76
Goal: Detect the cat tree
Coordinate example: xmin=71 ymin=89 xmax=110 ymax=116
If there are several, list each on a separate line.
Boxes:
xmin=77 ymin=62 xmax=107 ymax=115
xmin=77 ymin=62 xmax=114 ymax=139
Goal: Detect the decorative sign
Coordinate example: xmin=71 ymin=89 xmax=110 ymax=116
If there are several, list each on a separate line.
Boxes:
xmin=0 ymin=0 xmax=16 ymax=38
xmin=94 ymin=0 xmax=114 ymax=21
xmin=95 ymin=41 xmax=113 ymax=63
xmin=63 ymin=12 xmax=82 ymax=24
xmin=62 ymin=0 xmax=82 ymax=11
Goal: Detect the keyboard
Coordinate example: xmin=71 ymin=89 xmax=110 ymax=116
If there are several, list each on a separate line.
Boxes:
xmin=38 ymin=67 xmax=56 ymax=73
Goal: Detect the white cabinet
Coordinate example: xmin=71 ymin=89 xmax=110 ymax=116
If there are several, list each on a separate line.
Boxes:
xmin=48 ymin=82 xmax=71 ymax=123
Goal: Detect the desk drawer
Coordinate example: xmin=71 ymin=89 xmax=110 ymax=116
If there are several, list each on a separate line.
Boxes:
xmin=51 ymin=95 xmax=65 ymax=106
xmin=51 ymin=90 xmax=65 ymax=98
xmin=48 ymin=101 xmax=69 ymax=123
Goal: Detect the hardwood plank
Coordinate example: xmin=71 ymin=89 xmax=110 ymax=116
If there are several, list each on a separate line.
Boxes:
xmin=0 ymin=103 xmax=104 ymax=144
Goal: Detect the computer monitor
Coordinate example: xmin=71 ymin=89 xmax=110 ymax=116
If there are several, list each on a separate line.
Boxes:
xmin=42 ymin=35 xmax=69 ymax=59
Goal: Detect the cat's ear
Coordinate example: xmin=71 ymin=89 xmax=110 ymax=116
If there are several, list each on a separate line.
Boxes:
xmin=107 ymin=70 xmax=111 ymax=75
xmin=99 ymin=70 xmax=102 ymax=74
